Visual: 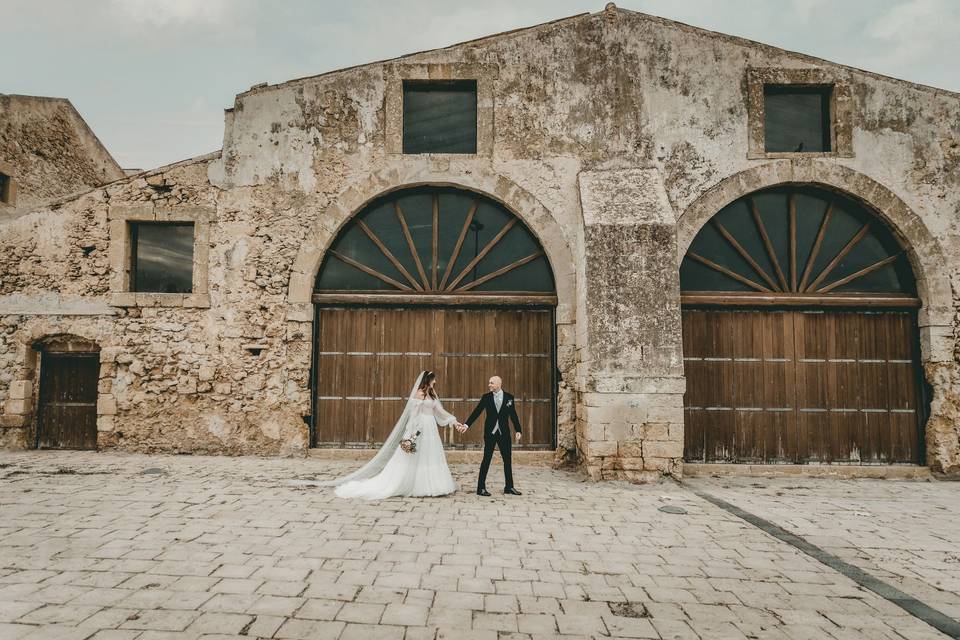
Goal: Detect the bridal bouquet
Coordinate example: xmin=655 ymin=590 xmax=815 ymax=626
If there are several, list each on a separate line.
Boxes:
xmin=399 ymin=430 xmax=422 ymax=453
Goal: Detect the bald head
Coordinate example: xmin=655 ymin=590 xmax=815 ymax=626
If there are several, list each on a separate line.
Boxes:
xmin=488 ymin=376 xmax=503 ymax=393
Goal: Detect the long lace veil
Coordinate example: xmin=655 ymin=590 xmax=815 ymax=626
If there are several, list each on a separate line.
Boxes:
xmin=314 ymin=371 xmax=425 ymax=487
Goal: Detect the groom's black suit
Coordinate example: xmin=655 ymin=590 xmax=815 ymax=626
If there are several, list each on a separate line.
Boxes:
xmin=465 ymin=391 xmax=522 ymax=491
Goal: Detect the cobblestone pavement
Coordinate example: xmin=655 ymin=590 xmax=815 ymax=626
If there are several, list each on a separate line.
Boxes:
xmin=0 ymin=451 xmax=957 ymax=640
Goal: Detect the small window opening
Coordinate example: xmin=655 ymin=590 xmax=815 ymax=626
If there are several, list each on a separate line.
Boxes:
xmin=130 ymin=222 xmax=194 ymax=293
xmin=764 ymin=85 xmax=832 ymax=153
xmin=0 ymin=172 xmax=11 ymax=204
xmin=402 ymin=80 xmax=478 ymax=154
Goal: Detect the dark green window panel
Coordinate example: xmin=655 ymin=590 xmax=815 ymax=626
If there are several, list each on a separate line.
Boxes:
xmin=131 ymin=222 xmax=194 ymax=293
xmin=764 ymin=85 xmax=832 ymax=153
xmin=402 ymin=80 xmax=477 ymax=154
xmin=680 ymin=186 xmax=915 ymax=296
xmin=315 ymin=186 xmax=554 ymax=294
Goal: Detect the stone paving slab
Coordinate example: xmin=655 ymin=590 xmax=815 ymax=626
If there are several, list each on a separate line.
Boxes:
xmin=0 ymin=451 xmax=957 ymax=639
xmin=686 ymin=476 xmax=960 ymax=620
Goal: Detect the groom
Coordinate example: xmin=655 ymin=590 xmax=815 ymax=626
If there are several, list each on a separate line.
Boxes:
xmin=458 ymin=375 xmax=522 ymax=496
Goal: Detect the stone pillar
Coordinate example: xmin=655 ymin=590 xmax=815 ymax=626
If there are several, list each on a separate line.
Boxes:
xmin=577 ymin=169 xmax=684 ymax=482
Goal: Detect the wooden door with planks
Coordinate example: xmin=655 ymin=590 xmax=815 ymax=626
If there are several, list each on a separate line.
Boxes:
xmin=313 ymin=306 xmax=555 ymax=448
xmin=682 ymin=308 xmax=922 ymax=464
xmin=36 ymin=352 xmax=100 ymax=450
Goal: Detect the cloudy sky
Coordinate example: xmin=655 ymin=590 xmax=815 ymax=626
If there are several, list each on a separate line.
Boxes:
xmin=5 ymin=0 xmax=958 ymax=170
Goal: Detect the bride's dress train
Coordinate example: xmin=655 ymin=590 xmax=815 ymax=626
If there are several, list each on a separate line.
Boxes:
xmin=335 ymin=396 xmax=457 ymax=499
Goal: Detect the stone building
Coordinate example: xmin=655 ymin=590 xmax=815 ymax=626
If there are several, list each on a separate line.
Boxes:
xmin=0 ymin=94 xmax=125 ymax=218
xmin=2 ymin=6 xmax=958 ymax=479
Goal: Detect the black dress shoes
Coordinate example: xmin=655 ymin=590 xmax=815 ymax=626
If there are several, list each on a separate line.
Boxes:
xmin=477 ymin=489 xmax=491 ymax=496
xmin=504 ymin=487 xmax=522 ymax=496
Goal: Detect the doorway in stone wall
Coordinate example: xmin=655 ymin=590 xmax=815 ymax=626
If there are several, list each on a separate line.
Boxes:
xmin=680 ymin=185 xmax=928 ymax=465
xmin=310 ymin=186 xmax=558 ymax=449
xmin=35 ymin=340 xmax=100 ymax=450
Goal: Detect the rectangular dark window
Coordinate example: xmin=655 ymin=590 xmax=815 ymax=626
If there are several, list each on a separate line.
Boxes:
xmin=0 ymin=172 xmax=9 ymax=204
xmin=402 ymin=80 xmax=477 ymax=154
xmin=764 ymin=85 xmax=832 ymax=153
xmin=130 ymin=222 xmax=194 ymax=293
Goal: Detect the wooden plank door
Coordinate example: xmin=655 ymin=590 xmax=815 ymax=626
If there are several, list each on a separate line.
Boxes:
xmin=438 ymin=308 xmax=554 ymax=448
xmin=36 ymin=353 xmax=100 ymax=450
xmin=793 ymin=310 xmax=919 ymax=464
xmin=314 ymin=306 xmax=555 ymax=448
xmin=682 ymin=308 xmax=921 ymax=464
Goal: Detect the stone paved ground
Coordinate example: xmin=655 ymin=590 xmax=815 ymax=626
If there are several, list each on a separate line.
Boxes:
xmin=0 ymin=451 xmax=958 ymax=640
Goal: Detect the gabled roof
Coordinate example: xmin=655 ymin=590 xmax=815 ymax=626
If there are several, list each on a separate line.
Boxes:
xmin=235 ymin=4 xmax=959 ymax=101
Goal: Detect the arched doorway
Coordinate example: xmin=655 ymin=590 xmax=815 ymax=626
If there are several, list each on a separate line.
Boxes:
xmin=33 ymin=335 xmax=101 ymax=450
xmin=311 ymin=186 xmax=557 ymax=449
xmin=680 ymin=185 xmax=927 ymax=465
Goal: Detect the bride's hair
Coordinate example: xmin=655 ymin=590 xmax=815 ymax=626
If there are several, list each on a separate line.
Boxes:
xmin=418 ymin=370 xmax=438 ymax=399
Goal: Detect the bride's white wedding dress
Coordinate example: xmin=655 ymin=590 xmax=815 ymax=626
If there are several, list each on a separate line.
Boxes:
xmin=334 ymin=396 xmax=458 ymax=499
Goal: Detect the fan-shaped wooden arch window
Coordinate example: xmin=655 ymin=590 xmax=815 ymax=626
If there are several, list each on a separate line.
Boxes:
xmin=315 ymin=187 xmax=555 ymax=300
xmin=681 ymin=186 xmax=917 ymax=305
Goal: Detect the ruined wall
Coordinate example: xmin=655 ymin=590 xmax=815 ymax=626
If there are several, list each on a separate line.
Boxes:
xmin=2 ymin=6 xmax=959 ymax=475
xmin=0 ymin=95 xmax=125 ymax=215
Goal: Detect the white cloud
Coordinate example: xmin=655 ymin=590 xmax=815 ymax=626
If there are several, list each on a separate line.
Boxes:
xmin=866 ymin=0 xmax=960 ymax=65
xmin=108 ymin=0 xmax=241 ymax=28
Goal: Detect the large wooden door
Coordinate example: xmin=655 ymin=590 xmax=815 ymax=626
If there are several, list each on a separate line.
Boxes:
xmin=683 ymin=308 xmax=921 ymax=464
xmin=36 ymin=352 xmax=100 ymax=450
xmin=314 ymin=306 xmax=555 ymax=448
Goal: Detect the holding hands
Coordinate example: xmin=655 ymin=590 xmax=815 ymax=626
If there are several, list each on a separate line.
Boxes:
xmin=454 ymin=422 xmax=468 ymax=433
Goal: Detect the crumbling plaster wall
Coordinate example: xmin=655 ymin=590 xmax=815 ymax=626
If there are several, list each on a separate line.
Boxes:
xmin=2 ymin=7 xmax=959 ymax=473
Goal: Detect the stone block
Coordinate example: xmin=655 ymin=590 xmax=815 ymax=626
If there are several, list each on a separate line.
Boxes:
xmin=198 ymin=366 xmax=216 ymax=382
xmin=8 ymin=380 xmax=32 ymax=400
xmin=643 ymin=456 xmax=672 ymax=472
xmin=97 ymin=395 xmax=118 ymax=416
xmin=643 ymin=440 xmax=683 ymax=459
xmin=604 ymin=421 xmax=630 ymax=441
xmin=100 ymin=347 xmax=123 ymax=363
xmin=647 ymin=405 xmax=684 ymax=423
xmin=618 ymin=442 xmax=643 ymax=458
xmin=578 ymin=420 xmax=606 ymax=441
xmin=1 ymin=414 xmax=28 ymax=427
xmin=582 ymin=439 xmax=617 ymax=458
xmin=4 ymin=397 xmax=31 ymax=415
xmin=634 ymin=423 xmax=670 ymax=440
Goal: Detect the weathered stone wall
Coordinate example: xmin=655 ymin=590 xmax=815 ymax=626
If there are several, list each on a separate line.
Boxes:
xmin=0 ymin=95 xmax=125 ymax=216
xmin=2 ymin=6 xmax=959 ymax=476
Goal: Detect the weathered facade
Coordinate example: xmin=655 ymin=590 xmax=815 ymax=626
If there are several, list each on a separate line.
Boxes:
xmin=2 ymin=6 xmax=959 ymax=479
xmin=0 ymin=94 xmax=125 ymax=217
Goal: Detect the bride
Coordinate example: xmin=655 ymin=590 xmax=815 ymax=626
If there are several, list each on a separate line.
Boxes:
xmin=323 ymin=370 xmax=463 ymax=499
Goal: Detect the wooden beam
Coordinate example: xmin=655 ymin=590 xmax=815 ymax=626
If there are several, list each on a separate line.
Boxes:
xmin=816 ymin=252 xmax=903 ymax=294
xmin=687 ymin=252 xmax=772 ymax=293
xmin=312 ymin=292 xmax=558 ymax=306
xmin=439 ymin=201 xmax=477 ymax=290
xmin=394 ymin=201 xmax=430 ymax=289
xmin=355 ymin=220 xmax=423 ymax=291
xmin=711 ymin=219 xmax=781 ymax=291
xmin=455 ymin=251 xmax=544 ymax=293
xmin=807 ymin=221 xmax=872 ymax=292
xmin=445 ymin=218 xmax=518 ymax=291
xmin=749 ymin=197 xmax=789 ymax=291
xmin=789 ymin=193 xmax=797 ymax=292
xmin=680 ymin=292 xmax=920 ymax=308
xmin=431 ymin=195 xmax=439 ymax=290
xmin=799 ymin=202 xmax=833 ymax=292
xmin=329 ymin=251 xmax=412 ymax=291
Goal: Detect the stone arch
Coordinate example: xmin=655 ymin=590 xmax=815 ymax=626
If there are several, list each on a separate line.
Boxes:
xmin=676 ymin=161 xmax=952 ymax=333
xmin=287 ymin=167 xmax=576 ymax=324
xmin=3 ymin=328 xmax=105 ymax=450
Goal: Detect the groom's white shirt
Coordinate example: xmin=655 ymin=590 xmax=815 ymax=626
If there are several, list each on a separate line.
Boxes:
xmin=492 ymin=389 xmax=504 ymax=435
